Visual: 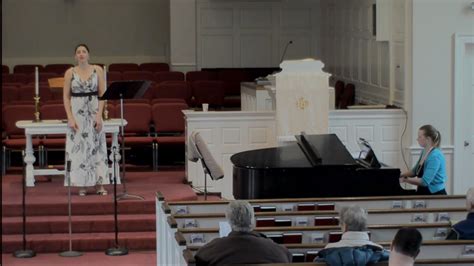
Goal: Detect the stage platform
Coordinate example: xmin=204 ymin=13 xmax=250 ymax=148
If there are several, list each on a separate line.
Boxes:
xmin=2 ymin=168 xmax=199 ymax=260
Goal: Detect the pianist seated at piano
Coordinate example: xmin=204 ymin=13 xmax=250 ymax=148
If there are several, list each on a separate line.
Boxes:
xmin=315 ymin=205 xmax=389 ymax=265
xmin=399 ymin=125 xmax=448 ymax=195
xmin=194 ymin=200 xmax=292 ymax=266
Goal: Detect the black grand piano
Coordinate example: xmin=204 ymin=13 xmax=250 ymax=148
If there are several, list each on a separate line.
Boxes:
xmin=231 ymin=133 xmax=415 ymax=199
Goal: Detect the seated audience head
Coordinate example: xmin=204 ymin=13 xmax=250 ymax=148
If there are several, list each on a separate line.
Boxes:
xmin=225 ymin=200 xmax=255 ymax=232
xmin=390 ymin=228 xmax=422 ymax=265
xmin=339 ymin=205 xmax=367 ymax=232
xmin=467 ymin=187 xmax=474 ymax=212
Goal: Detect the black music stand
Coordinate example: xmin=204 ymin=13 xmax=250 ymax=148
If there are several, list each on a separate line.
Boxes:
xmin=100 ymin=80 xmax=151 ymax=201
xmin=100 ymin=80 xmax=150 ymax=256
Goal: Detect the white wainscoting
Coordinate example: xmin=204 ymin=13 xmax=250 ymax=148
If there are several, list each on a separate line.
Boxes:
xmin=185 ymin=109 xmax=407 ymax=199
xmin=184 ymin=111 xmax=277 ymax=198
xmin=196 ymin=0 xmax=321 ymax=69
xmin=320 ymin=0 xmax=406 ymax=107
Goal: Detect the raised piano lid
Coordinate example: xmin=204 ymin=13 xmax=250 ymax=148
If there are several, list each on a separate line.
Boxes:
xmin=231 ymin=134 xmax=357 ymax=169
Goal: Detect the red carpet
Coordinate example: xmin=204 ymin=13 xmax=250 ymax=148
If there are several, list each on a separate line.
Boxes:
xmin=2 ymin=169 xmax=197 ymax=255
xmin=2 ymin=250 xmax=156 ymax=266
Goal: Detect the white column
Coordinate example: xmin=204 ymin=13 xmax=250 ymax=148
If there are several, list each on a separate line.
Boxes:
xmin=170 ymin=0 xmax=197 ymax=72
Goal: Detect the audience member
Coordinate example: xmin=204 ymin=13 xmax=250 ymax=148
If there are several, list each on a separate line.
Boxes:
xmin=446 ymin=187 xmax=474 ymax=240
xmin=315 ymin=205 xmax=389 ymax=265
xmin=194 ymin=200 xmax=292 ymax=266
xmin=389 ymin=228 xmax=423 ymax=266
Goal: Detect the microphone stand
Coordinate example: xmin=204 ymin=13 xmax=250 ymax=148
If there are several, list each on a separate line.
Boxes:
xmin=280 ymin=40 xmax=293 ymax=64
xmin=59 ymin=159 xmax=82 ymax=257
xmin=116 ymin=95 xmax=144 ymax=201
xmin=13 ymin=151 xmax=36 ymax=258
xmin=106 ymin=146 xmax=128 ymax=256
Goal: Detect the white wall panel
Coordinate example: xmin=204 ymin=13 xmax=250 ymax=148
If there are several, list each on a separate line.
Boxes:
xmin=240 ymin=8 xmax=272 ymax=28
xmin=320 ymin=0 xmax=405 ymax=106
xmin=201 ymin=35 xmax=234 ymax=67
xmin=240 ymin=34 xmax=273 ymax=67
xmin=281 ymin=9 xmax=312 ymax=29
xmin=201 ymin=8 xmax=234 ymax=28
xmin=197 ymin=0 xmax=321 ymax=68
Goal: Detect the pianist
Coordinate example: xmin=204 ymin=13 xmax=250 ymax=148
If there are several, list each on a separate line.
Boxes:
xmin=194 ymin=200 xmax=292 ymax=266
xmin=399 ymin=125 xmax=447 ymax=195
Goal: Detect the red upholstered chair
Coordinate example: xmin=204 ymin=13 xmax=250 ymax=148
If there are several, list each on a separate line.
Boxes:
xmin=17 ymin=84 xmax=54 ymax=103
xmin=2 ymin=65 xmax=10 ymax=74
xmin=185 ymin=71 xmax=217 ymax=82
xmin=39 ymin=72 xmax=61 ymax=83
xmin=3 ymin=73 xmax=28 ymax=84
xmin=152 ymin=102 xmax=188 ymax=170
xmin=217 ymin=69 xmax=251 ymax=108
xmin=151 ymin=98 xmax=186 ymax=105
xmin=153 ymin=81 xmax=191 ymax=105
xmin=339 ymin=83 xmax=355 ymax=109
xmin=113 ymin=103 xmax=154 ymax=167
xmin=2 ymin=105 xmax=42 ymax=174
xmin=106 ymin=71 xmax=122 ymax=86
xmin=154 ymin=71 xmax=185 ymax=84
xmin=122 ymin=71 xmax=155 ymax=82
xmin=139 ymin=63 xmax=169 ymax=73
xmin=334 ymin=80 xmax=345 ymax=109
xmin=44 ymin=64 xmax=73 ymax=75
xmin=13 ymin=64 xmax=44 ymax=74
xmin=2 ymin=86 xmax=20 ymax=104
xmin=108 ymin=63 xmax=139 ymax=73
xmin=191 ymin=80 xmax=225 ymax=109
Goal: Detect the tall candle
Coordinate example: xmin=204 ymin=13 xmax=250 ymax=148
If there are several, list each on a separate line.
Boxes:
xmin=104 ymin=65 xmax=107 ymax=87
xmin=34 ymin=66 xmax=39 ymax=96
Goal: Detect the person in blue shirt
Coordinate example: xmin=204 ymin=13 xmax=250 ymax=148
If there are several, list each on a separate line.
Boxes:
xmin=400 ymin=125 xmax=447 ymax=195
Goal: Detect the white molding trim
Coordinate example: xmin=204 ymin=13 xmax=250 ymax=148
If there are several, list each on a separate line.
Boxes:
xmin=453 ymin=33 xmax=474 ymax=194
xmin=408 ymin=145 xmax=455 ymax=155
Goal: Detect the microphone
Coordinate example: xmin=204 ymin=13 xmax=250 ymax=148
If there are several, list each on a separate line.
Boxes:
xmin=280 ymin=40 xmax=293 ymax=64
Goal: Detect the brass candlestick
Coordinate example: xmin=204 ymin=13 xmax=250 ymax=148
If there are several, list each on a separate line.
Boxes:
xmin=103 ymin=100 xmax=110 ymax=120
xmin=33 ymin=96 xmax=41 ymax=122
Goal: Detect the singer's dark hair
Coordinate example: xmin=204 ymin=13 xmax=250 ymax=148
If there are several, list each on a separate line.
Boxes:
xmin=74 ymin=43 xmax=90 ymax=54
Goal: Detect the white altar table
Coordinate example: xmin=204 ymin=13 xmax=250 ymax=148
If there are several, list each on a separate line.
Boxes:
xmin=16 ymin=119 xmax=127 ymax=187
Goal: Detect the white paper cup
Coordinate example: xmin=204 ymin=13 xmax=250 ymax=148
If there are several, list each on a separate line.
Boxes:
xmin=202 ymin=103 xmax=209 ymax=112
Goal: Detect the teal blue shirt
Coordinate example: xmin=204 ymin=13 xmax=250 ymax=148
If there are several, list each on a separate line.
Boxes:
xmin=412 ymin=148 xmax=447 ymax=193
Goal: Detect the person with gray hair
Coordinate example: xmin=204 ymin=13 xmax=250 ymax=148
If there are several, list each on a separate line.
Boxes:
xmin=315 ymin=205 xmax=389 ymax=265
xmin=446 ymin=187 xmax=474 ymax=240
xmin=325 ymin=205 xmax=383 ymax=249
xmin=194 ymin=200 xmax=292 ymax=266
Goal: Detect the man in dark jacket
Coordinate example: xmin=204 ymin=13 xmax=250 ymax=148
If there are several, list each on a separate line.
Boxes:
xmin=194 ymin=200 xmax=292 ymax=266
xmin=447 ymin=187 xmax=474 ymax=240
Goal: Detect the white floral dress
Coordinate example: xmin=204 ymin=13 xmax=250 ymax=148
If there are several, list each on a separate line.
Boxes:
xmin=65 ymin=68 xmax=109 ymax=187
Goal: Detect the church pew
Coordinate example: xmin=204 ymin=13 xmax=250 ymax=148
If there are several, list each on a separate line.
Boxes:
xmin=169 ymin=207 xmax=467 ymax=229
xmin=155 ymin=192 xmax=467 ymax=266
xmin=176 ymin=223 xmax=452 ymax=247
xmin=184 ymin=240 xmax=474 ymax=261
xmin=182 ymin=248 xmax=474 ymax=266
xmin=164 ymin=195 xmax=466 ymax=215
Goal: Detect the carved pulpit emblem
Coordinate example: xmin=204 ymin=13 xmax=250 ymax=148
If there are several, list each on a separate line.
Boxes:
xmin=296 ymin=97 xmax=309 ymax=110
